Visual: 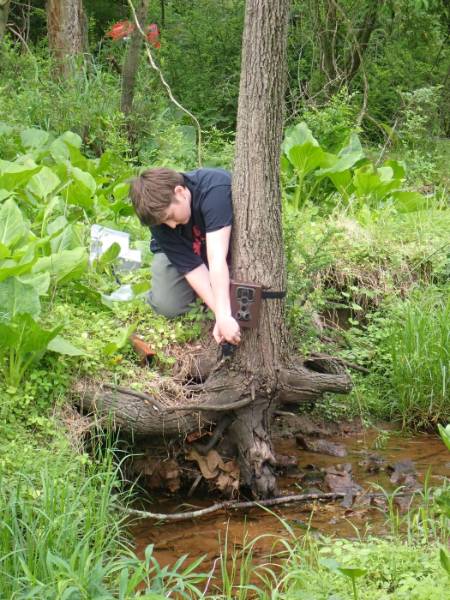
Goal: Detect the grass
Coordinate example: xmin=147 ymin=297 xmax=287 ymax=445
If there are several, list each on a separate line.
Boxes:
xmin=381 ymin=288 xmax=450 ymax=429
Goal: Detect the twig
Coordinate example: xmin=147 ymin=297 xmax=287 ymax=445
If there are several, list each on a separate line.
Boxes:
xmin=123 ymin=492 xmax=346 ymax=521
xmin=122 ymin=490 xmax=415 ymax=523
xmin=127 ymin=0 xmax=203 ymax=166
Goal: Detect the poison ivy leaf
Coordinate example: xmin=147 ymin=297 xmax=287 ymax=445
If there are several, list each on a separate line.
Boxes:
xmin=47 ymin=335 xmax=86 ymax=356
xmin=20 ymin=128 xmax=49 ymax=150
xmin=0 ymin=199 xmax=28 ymax=248
xmin=27 ymin=166 xmax=60 ymax=199
xmin=0 ymin=277 xmax=41 ymax=320
xmin=32 ymin=247 xmax=88 ymax=284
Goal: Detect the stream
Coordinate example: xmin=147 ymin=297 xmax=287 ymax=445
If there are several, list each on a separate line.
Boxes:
xmin=132 ymin=425 xmax=449 ymax=569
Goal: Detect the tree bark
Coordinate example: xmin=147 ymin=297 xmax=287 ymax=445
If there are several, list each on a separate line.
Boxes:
xmin=72 ymin=0 xmax=353 ymax=500
xmin=46 ymin=0 xmax=87 ymax=78
xmin=0 ymin=0 xmax=10 ymax=41
xmin=217 ymin=0 xmax=291 ymax=498
xmin=121 ymin=0 xmax=149 ymax=115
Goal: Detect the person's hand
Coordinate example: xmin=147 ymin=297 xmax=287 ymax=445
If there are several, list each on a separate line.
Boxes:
xmin=213 ymin=316 xmax=241 ymax=345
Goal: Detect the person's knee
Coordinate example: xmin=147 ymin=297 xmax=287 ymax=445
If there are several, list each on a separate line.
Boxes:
xmin=148 ymin=291 xmax=190 ymax=318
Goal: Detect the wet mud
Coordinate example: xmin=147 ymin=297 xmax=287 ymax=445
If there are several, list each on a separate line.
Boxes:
xmin=132 ymin=426 xmax=449 ymax=569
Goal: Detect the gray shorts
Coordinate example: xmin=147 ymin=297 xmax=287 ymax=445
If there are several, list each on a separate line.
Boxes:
xmin=148 ymin=252 xmax=197 ymax=318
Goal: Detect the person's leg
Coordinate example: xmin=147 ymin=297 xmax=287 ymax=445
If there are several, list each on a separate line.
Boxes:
xmin=148 ymin=252 xmax=196 ymax=318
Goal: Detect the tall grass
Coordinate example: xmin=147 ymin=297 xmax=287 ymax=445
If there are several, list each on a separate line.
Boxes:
xmin=382 ymin=288 xmax=450 ymax=429
xmin=0 ymin=446 xmax=127 ymax=598
xmin=0 ymin=443 xmax=208 ymax=599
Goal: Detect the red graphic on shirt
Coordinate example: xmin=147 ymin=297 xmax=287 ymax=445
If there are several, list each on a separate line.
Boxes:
xmin=192 ymin=225 xmax=204 ymax=256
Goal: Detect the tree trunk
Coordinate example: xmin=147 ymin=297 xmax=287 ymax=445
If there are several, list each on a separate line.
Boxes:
xmin=225 ymin=0 xmax=291 ymax=497
xmin=46 ymin=0 xmax=87 ymax=78
xmin=72 ymin=0 xmax=353 ymax=500
xmin=121 ymin=0 xmax=149 ymax=115
xmin=0 ymin=0 xmax=10 ymax=41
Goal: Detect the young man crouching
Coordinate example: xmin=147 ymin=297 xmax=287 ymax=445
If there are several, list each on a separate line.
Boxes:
xmin=129 ymin=167 xmax=241 ymax=346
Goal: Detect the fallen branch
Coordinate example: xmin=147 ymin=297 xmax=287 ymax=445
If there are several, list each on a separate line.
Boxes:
xmin=123 ymin=491 xmax=346 ymax=521
xmin=123 ymin=489 xmax=415 ymax=522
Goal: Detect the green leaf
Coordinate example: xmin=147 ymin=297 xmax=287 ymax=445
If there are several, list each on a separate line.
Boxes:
xmin=33 ymin=247 xmax=88 ymax=284
xmin=0 ymin=253 xmax=37 ymax=282
xmin=103 ymin=322 xmax=137 ymax=355
xmin=0 ymin=189 xmax=12 ymax=202
xmin=27 ymin=166 xmax=61 ymax=199
xmin=0 ymin=199 xmax=28 ymax=248
xmin=438 ymin=424 xmax=450 ymax=452
xmin=391 ymin=190 xmax=429 ymax=213
xmin=338 ymin=567 xmax=367 ymax=579
xmin=65 ymin=167 xmax=97 ymax=210
xmin=94 ymin=242 xmax=121 ymax=272
xmin=439 ymin=547 xmax=450 ymax=576
xmin=20 ymin=128 xmax=50 ymax=150
xmin=0 ymin=277 xmax=41 ymax=320
xmin=47 ymin=335 xmax=86 ymax=356
xmin=316 ymin=134 xmax=365 ymax=177
xmin=47 ymin=217 xmax=84 ymax=253
xmin=383 ymin=160 xmax=406 ymax=180
xmin=0 ymin=122 xmax=14 ymax=136
xmin=0 ymin=242 xmax=10 ymax=259
xmin=283 ymin=122 xmax=320 ymax=155
xmin=113 ymin=182 xmax=131 ymax=202
xmin=17 ymin=271 xmax=50 ymax=296
xmin=0 ymin=159 xmax=40 ymax=190
xmin=59 ymin=131 xmax=83 ymax=149
xmin=49 ymin=138 xmax=70 ymax=163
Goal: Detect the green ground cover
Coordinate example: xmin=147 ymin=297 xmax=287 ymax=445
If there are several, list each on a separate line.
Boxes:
xmin=0 ymin=15 xmax=449 ymax=594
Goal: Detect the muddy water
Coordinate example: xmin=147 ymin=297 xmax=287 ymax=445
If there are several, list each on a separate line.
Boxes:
xmin=132 ymin=429 xmax=449 ymax=568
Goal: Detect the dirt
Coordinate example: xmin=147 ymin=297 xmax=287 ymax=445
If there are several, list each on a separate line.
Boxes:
xmin=131 ymin=426 xmax=449 ymax=571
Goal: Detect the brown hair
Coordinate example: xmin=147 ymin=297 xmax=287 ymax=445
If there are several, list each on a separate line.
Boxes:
xmin=129 ymin=167 xmax=184 ymax=226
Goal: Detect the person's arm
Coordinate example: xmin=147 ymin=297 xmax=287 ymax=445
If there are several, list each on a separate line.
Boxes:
xmin=205 ymin=226 xmax=240 ymax=345
xmin=184 ymin=263 xmax=215 ymax=311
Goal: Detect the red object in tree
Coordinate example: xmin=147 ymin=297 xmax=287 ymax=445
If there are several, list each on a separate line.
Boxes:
xmin=145 ymin=23 xmax=161 ymax=49
xmin=106 ymin=20 xmax=135 ymax=40
xmin=106 ymin=20 xmax=161 ymax=48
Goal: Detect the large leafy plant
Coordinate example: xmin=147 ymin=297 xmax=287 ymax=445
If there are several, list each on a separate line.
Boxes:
xmin=282 ymin=122 xmax=430 ymax=213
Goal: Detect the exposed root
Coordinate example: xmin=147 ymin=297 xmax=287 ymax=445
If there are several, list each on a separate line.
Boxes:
xmin=278 ymin=357 xmax=352 ymax=405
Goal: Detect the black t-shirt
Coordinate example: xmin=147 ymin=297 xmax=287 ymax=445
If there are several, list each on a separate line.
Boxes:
xmin=150 ymin=168 xmax=232 ymax=274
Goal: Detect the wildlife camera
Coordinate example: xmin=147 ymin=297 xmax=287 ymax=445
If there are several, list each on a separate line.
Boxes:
xmin=230 ymin=280 xmax=262 ymax=328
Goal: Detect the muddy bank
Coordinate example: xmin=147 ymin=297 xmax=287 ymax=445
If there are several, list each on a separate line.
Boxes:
xmin=131 ymin=423 xmax=449 ymax=568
